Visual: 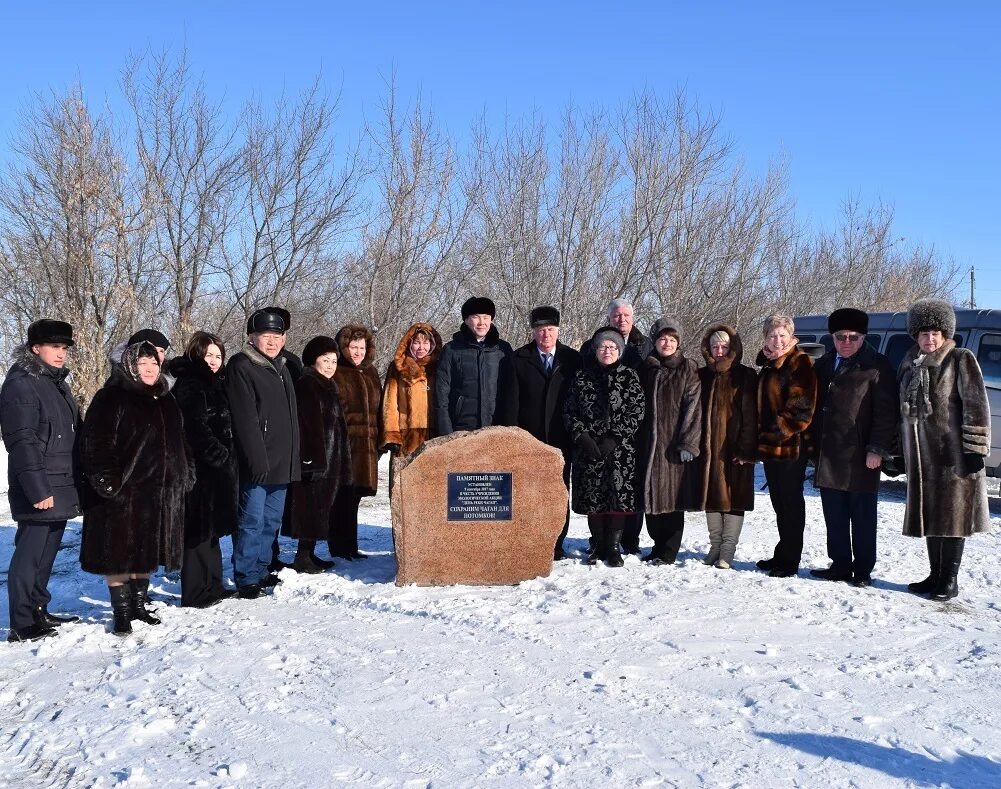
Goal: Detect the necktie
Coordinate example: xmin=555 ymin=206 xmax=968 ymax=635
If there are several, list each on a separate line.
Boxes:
xmin=544 ymin=353 xmax=553 ymax=371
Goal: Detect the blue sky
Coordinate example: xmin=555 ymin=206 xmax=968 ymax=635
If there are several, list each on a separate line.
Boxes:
xmin=2 ymin=1 xmax=998 ymax=304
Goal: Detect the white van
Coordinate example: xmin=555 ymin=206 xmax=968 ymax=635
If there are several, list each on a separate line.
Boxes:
xmin=793 ymin=309 xmax=1001 ymax=477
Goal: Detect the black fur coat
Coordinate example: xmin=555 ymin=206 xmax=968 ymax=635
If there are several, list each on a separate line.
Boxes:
xmin=167 ymin=356 xmax=239 ymax=543
xmin=79 ymin=366 xmax=194 ymax=575
xmin=282 ymin=368 xmax=352 ymax=540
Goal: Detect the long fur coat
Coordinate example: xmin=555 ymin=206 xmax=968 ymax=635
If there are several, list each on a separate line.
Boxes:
xmin=640 ymin=349 xmax=702 ymax=514
xmin=755 ymin=344 xmax=817 ymax=461
xmin=692 ymin=324 xmax=758 ymax=512
xmin=79 ymin=367 xmax=194 ymax=575
xmin=282 ymin=368 xmax=353 ymax=540
xmin=380 ymin=323 xmax=442 ymax=456
xmin=334 ymin=325 xmax=382 ymax=496
xmin=899 ymin=340 xmax=991 ymax=537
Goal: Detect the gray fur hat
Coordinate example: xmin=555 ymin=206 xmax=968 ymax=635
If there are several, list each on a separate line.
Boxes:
xmin=592 ymin=326 xmax=626 ymax=357
xmin=907 ymin=298 xmax=956 ymax=340
xmin=649 ymin=316 xmax=682 ymax=341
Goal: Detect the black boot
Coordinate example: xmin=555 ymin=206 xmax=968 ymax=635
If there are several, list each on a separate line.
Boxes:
xmin=129 ymin=578 xmax=162 ymax=625
xmin=33 ymin=606 xmax=80 ymax=626
xmin=7 ymin=622 xmax=58 ymax=643
xmin=584 ymin=520 xmax=604 ymax=565
xmin=109 ymin=584 xmax=132 ymax=636
xmin=908 ymin=536 xmax=942 ymax=594
xmin=605 ymin=529 xmax=624 ymax=568
xmin=930 ymin=538 xmax=964 ymax=601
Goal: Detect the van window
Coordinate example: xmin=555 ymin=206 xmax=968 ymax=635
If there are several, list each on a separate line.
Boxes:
xmin=978 ymin=334 xmax=1001 ymax=388
xmin=865 ymin=333 xmax=881 ymax=350
xmin=819 ymin=334 xmax=834 ymax=352
xmin=796 ymin=334 xmax=816 ymax=343
xmin=885 ymin=334 xmax=915 ymax=371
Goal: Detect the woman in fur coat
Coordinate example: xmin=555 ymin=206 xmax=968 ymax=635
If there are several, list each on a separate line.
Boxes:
xmin=381 ymin=323 xmax=443 ymax=457
xmin=754 ymin=315 xmax=818 ymax=578
xmin=564 ymin=326 xmax=646 ymax=567
xmin=639 ymin=317 xmax=702 ymax=566
xmin=329 ymin=325 xmax=382 ymax=560
xmin=900 ymin=298 xmax=991 ymax=601
xmin=694 ymin=324 xmax=758 ymax=569
xmin=80 ymin=341 xmax=193 ymax=635
xmin=166 ymin=332 xmax=238 ymax=608
xmin=281 ymin=336 xmax=352 ymax=573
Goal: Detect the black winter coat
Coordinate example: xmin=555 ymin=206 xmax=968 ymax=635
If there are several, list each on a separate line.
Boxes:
xmin=79 ymin=368 xmax=193 ymax=575
xmin=225 ymin=344 xmax=301 ymax=485
xmin=167 ymin=356 xmax=239 ymax=543
xmin=282 ymin=369 xmax=352 ymax=540
xmin=811 ymin=343 xmax=899 ymax=493
xmin=435 ymin=324 xmax=513 ymax=434
xmin=579 ymin=327 xmax=653 ymax=372
xmin=0 ymin=346 xmax=82 ymax=523
xmin=500 ymin=341 xmax=582 ymax=454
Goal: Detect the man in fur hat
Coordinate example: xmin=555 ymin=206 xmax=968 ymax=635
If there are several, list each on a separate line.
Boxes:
xmin=435 ymin=296 xmax=513 ymax=434
xmin=225 ymin=309 xmax=301 ymax=598
xmin=2 ymin=319 xmax=82 ymax=641
xmin=808 ymin=308 xmax=898 ymax=587
xmin=500 ymin=306 xmax=582 ymax=559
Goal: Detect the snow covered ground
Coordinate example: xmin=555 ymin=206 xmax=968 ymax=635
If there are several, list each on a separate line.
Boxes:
xmin=2 ymin=452 xmax=1000 ymax=788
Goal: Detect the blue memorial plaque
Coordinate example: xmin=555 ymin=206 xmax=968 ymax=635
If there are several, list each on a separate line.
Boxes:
xmin=447 ymin=472 xmax=513 ymax=521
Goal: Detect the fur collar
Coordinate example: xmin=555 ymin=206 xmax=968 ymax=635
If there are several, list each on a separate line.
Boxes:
xmin=455 ymin=323 xmax=501 ymax=347
xmin=393 ymin=323 xmax=442 ymax=383
xmin=645 ymin=349 xmax=685 ymax=370
xmin=303 ymin=366 xmax=340 ymax=389
xmin=234 ymin=343 xmax=287 ymax=372
xmin=106 ymin=361 xmax=170 ymax=398
xmin=166 ymin=354 xmax=222 ymax=386
xmin=756 ymin=343 xmax=802 ymax=369
xmin=904 ymin=338 xmax=956 ymax=369
xmin=700 ymin=323 xmax=743 ymax=373
xmin=12 ymin=344 xmax=70 ymax=381
xmin=626 ymin=326 xmax=648 ymax=347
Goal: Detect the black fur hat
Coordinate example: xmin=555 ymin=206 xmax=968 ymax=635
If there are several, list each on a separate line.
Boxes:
xmin=907 ymin=298 xmax=956 ymax=340
xmin=649 ymin=316 xmax=682 ymax=341
xmin=127 ymin=328 xmax=170 ymax=349
xmin=301 ymin=335 xmax=339 ymax=367
xmin=529 ymin=306 xmax=560 ymax=327
xmin=461 ymin=297 xmax=496 ymax=319
xmin=828 ymin=308 xmax=868 ymax=335
xmin=27 ymin=319 xmax=74 ymax=347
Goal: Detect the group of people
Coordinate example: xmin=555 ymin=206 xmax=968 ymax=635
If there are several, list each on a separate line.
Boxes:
xmin=2 ymin=294 xmax=991 ymax=643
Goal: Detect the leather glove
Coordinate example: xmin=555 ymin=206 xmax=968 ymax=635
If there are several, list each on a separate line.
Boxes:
xmin=575 ymin=433 xmax=601 ymax=461
xmin=678 ymin=449 xmax=695 ymax=463
xmin=384 ymin=443 xmax=402 ymax=456
xmin=962 ymin=454 xmax=985 ymax=475
xmin=597 ymin=436 xmax=618 ymax=457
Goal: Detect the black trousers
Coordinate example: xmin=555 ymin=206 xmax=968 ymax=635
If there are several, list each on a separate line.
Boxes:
xmin=556 ymin=456 xmax=571 ymax=553
xmin=645 ymin=511 xmax=685 ymax=562
xmin=7 ymin=520 xmax=66 ymax=630
xmin=619 ymin=512 xmax=646 ymax=553
xmin=181 ymin=535 xmax=226 ymax=607
xmin=329 ymin=486 xmax=364 ymax=557
xmin=820 ymin=488 xmax=878 ymax=578
xmin=763 ymin=455 xmax=808 ymax=571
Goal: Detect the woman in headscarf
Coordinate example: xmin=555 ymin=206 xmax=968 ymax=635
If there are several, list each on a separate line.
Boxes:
xmin=564 ymin=326 xmax=646 ymax=567
xmin=80 ymin=341 xmax=193 ymax=635
xmin=900 ymin=298 xmax=991 ymax=601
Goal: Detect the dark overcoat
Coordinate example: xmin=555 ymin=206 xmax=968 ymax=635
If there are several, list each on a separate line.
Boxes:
xmin=692 ymin=325 xmax=757 ymax=512
xmin=282 ymin=368 xmax=353 ymax=539
xmin=225 ymin=343 xmax=301 ymax=485
xmin=640 ymin=350 xmax=701 ymax=514
xmin=756 ymin=344 xmax=818 ymax=461
xmin=380 ymin=323 xmax=442 ymax=456
xmin=79 ymin=367 xmax=193 ymax=574
xmin=500 ymin=340 xmax=582 ymax=453
xmin=334 ymin=325 xmax=382 ymax=496
xmin=811 ymin=342 xmax=899 ymax=493
xmin=167 ymin=356 xmax=239 ymax=543
xmin=0 ymin=346 xmax=82 ymax=523
xmin=899 ymin=341 xmax=991 ymax=537
xmin=564 ymin=344 xmax=646 ymax=515
xmin=434 ymin=324 xmax=513 ymax=434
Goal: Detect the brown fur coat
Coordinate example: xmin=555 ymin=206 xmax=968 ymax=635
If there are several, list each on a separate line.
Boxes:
xmin=334 ymin=325 xmax=382 ymax=496
xmin=693 ymin=324 xmax=757 ymax=512
xmin=756 ymin=344 xmax=817 ymax=460
xmin=380 ymin=323 xmax=442 ymax=456
xmin=899 ymin=341 xmax=991 ymax=537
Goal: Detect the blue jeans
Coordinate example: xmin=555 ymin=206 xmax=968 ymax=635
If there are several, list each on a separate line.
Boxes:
xmin=232 ymin=484 xmax=287 ymax=587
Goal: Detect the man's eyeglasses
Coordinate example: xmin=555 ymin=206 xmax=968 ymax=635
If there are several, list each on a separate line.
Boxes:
xmin=833 ymin=332 xmax=863 ymax=343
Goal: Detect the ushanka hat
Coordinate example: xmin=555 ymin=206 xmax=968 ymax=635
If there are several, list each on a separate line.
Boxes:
xmin=592 ymin=326 xmax=626 ymax=357
xmin=828 ymin=308 xmax=869 ymax=335
xmin=907 ymin=298 xmax=956 ymax=340
xmin=529 ymin=306 xmax=560 ymax=327
xmin=247 ymin=308 xmax=287 ymax=335
xmin=461 ymin=297 xmax=496 ymax=319
xmin=27 ymin=319 xmax=74 ymax=347
xmin=301 ymin=335 xmax=339 ymax=367
xmin=649 ymin=316 xmax=682 ymax=340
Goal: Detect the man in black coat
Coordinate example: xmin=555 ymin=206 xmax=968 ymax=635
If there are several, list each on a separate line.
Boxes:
xmin=809 ymin=308 xmax=899 ymax=587
xmin=2 ymin=320 xmax=82 ymax=641
xmin=435 ymin=297 xmax=513 ymax=434
xmin=501 ymin=306 xmax=582 ymax=559
xmin=578 ymin=298 xmax=653 ymax=554
xmin=225 ymin=309 xmax=301 ymax=598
